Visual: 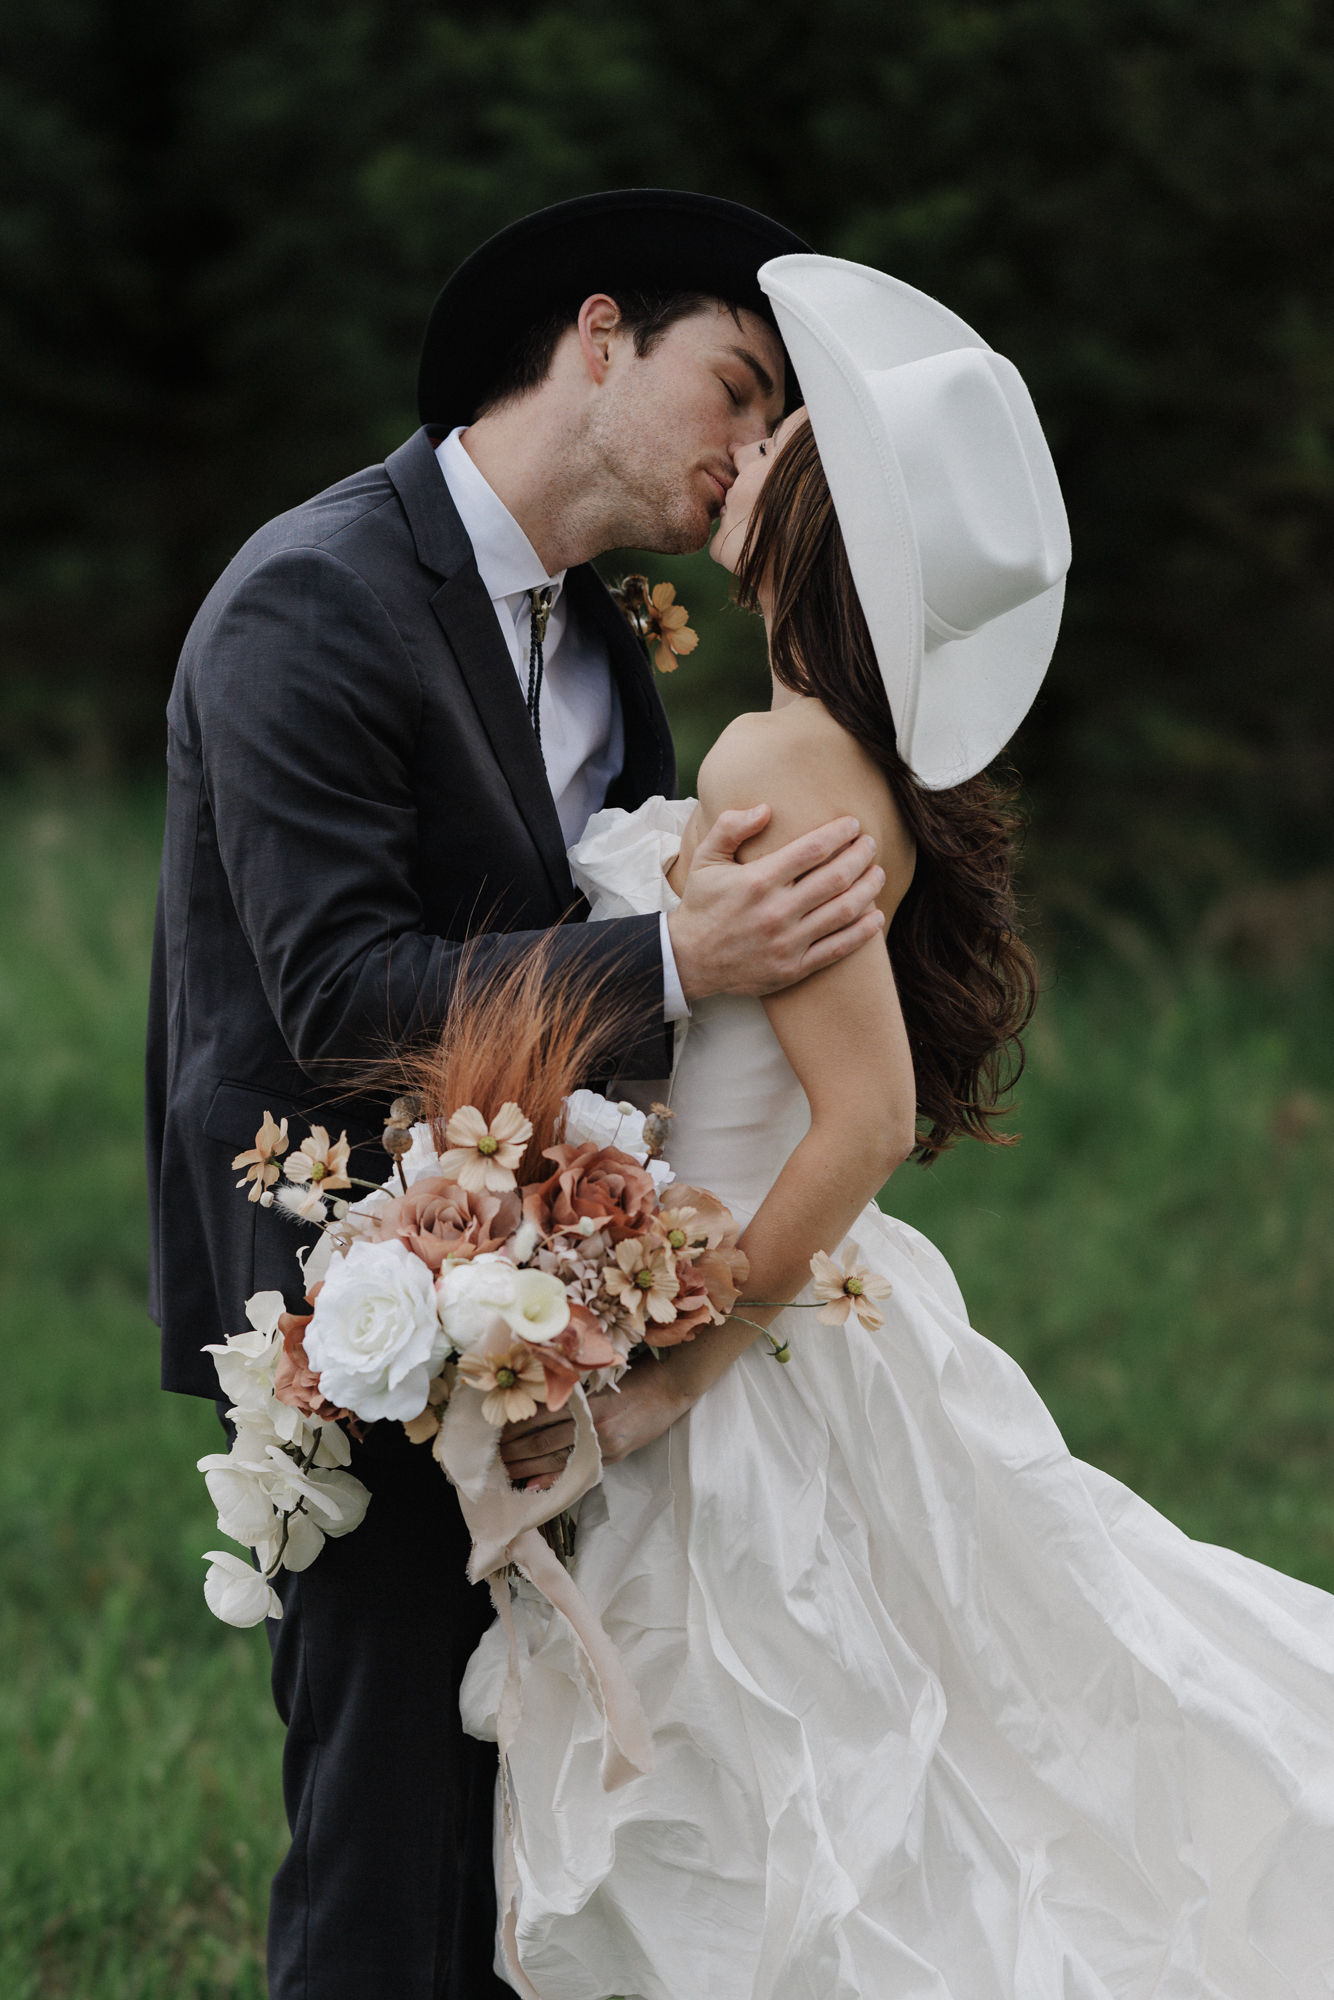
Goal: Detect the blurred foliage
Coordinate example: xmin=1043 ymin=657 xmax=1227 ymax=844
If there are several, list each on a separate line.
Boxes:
xmin=1 ymin=0 xmax=1331 ymax=911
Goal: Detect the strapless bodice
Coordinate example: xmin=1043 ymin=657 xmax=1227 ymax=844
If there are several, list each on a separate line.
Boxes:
xmin=569 ymin=798 xmax=811 ymax=1225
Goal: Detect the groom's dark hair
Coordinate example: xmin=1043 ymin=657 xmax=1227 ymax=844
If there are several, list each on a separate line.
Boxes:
xmin=473 ymin=291 xmax=743 ymax=417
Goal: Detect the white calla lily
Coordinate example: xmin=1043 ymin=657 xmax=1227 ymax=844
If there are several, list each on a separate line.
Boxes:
xmin=498 ymin=1267 xmax=571 ymax=1345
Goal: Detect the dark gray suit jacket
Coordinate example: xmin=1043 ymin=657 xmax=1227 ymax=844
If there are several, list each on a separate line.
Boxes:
xmin=148 ymin=427 xmax=676 ymax=1398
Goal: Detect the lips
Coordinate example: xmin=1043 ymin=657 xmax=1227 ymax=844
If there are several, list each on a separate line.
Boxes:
xmin=703 ymin=469 xmax=730 ymax=511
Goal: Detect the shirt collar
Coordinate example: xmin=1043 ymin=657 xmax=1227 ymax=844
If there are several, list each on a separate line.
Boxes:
xmin=436 ymin=427 xmax=564 ymax=606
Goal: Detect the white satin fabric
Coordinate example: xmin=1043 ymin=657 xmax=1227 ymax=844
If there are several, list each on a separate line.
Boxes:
xmin=461 ymin=796 xmax=1334 ymax=2000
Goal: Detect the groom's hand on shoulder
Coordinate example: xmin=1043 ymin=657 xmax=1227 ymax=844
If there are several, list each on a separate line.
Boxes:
xmin=668 ymin=804 xmax=885 ymax=1002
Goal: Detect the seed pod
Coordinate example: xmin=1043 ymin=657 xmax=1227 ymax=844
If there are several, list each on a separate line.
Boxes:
xmin=387 ymin=1093 xmax=422 ymax=1127
xmin=641 ymin=1101 xmax=673 ymax=1159
xmin=382 ymin=1124 xmax=412 ymax=1159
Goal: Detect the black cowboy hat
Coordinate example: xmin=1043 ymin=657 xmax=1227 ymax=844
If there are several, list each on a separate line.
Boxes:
xmin=417 ymin=188 xmax=811 ymax=430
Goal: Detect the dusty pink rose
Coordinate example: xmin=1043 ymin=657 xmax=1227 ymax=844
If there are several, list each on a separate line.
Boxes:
xmin=524 ymin=1141 xmax=658 ymax=1243
xmin=273 ymin=1310 xmax=351 ymax=1424
xmin=375 ymin=1177 xmax=521 ymax=1272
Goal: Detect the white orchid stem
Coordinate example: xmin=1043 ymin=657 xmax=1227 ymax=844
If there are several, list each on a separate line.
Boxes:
xmin=261 ymin=1433 xmax=324 ymax=1577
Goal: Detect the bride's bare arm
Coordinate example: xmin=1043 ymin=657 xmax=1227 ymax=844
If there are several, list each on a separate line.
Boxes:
xmin=592 ymin=705 xmax=917 ymax=1464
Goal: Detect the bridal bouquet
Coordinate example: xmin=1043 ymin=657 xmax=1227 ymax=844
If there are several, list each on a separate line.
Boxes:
xmin=198 ymin=1086 xmax=749 ymax=1627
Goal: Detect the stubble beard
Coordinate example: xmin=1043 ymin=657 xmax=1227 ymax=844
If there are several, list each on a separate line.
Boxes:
xmin=587 ymin=403 xmax=714 ymax=556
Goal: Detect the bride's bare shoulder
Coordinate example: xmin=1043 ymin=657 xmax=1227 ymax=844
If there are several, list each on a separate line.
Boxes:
xmin=698 ymin=699 xmax=915 ymax=895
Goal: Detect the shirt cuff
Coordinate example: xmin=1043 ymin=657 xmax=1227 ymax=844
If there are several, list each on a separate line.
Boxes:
xmin=659 ymin=910 xmax=691 ymax=1024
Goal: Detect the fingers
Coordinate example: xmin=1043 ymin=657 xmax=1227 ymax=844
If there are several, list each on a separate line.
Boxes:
xmin=797 ymin=907 xmax=886 ymax=979
xmin=498 ymin=1412 xmax=576 ymax=1487
xmin=793 ymin=863 xmax=886 ymax=949
xmin=507 ymin=1448 xmax=571 ymax=1487
xmin=752 ymin=816 xmax=866 ymax=888
xmin=692 ymin=802 xmax=771 ymax=864
xmin=780 ymin=830 xmax=880 ymax=909
xmin=499 ymin=1410 xmax=575 ymax=1448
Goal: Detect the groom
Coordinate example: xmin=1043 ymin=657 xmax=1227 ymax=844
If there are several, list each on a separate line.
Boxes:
xmin=147 ymin=190 xmax=886 ymax=1998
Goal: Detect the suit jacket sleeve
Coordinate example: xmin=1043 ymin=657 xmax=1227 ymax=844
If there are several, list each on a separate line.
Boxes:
xmin=190 ymin=544 xmax=670 ymax=1072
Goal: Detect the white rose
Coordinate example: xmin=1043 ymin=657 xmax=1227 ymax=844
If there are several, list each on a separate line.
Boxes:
xmin=435 ymin=1252 xmax=520 ymax=1353
xmin=497 ymin=1268 xmax=570 ymax=1345
xmin=202 ymin=1551 xmax=282 ymax=1627
xmin=304 ymin=1238 xmax=445 ymax=1422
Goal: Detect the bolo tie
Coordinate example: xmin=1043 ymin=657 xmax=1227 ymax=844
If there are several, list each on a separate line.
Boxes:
xmin=525 ymin=586 xmax=555 ymax=754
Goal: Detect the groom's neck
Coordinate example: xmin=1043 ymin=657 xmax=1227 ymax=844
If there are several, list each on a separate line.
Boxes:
xmin=460 ymin=404 xmax=612 ymax=575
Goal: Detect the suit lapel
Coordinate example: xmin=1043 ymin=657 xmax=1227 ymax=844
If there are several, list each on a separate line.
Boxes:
xmin=386 ymin=431 xmax=575 ymax=907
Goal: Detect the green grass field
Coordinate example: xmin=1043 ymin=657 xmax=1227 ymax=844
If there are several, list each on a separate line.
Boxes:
xmin=2 ymin=785 xmax=1331 ymax=1996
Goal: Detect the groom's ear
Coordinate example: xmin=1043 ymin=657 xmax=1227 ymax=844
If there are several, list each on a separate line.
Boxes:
xmin=576 ymin=294 xmax=624 ymax=385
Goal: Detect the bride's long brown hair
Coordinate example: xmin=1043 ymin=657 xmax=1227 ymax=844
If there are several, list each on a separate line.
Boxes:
xmin=733 ymin=418 xmax=1038 ymax=1164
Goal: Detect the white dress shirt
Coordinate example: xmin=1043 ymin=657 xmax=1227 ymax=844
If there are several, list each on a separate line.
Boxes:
xmin=436 ymin=428 xmax=687 ymax=1020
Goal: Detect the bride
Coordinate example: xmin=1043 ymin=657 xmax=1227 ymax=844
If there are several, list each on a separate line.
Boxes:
xmin=461 ymin=256 xmax=1334 ymax=1999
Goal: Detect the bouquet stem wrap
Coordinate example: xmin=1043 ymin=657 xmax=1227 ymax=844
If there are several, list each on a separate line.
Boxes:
xmin=433 ymin=1382 xmax=653 ymax=1998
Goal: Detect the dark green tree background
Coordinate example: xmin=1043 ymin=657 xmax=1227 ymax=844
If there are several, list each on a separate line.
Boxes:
xmin=3 ymin=0 xmax=1331 ymax=910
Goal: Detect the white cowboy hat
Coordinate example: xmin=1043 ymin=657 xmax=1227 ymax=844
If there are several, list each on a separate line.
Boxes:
xmin=757 ymin=254 xmax=1071 ymax=789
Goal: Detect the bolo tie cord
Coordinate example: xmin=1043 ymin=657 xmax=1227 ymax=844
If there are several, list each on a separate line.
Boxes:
xmin=526 ymin=586 xmax=554 ymax=754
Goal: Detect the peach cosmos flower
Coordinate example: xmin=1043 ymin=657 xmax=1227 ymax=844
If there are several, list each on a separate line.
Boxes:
xmin=284 ymin=1125 xmax=352 ymax=1195
xmin=642 ymin=582 xmax=699 ymax=674
xmin=650 ymin=1257 xmax=718 ymax=1344
xmin=375 ymin=1177 xmax=521 ymax=1271
xmin=602 ymin=1236 xmax=680 ymax=1334
xmin=438 ymin=1102 xmax=533 ymax=1194
xmin=810 ymin=1251 xmax=893 ymax=1331
xmin=232 ymin=1110 xmax=289 ymax=1202
xmin=456 ymin=1324 xmax=547 ymax=1426
xmin=660 ymin=1183 xmax=750 ymax=1322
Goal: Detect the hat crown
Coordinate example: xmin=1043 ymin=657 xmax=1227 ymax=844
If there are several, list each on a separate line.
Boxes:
xmin=867 ymin=349 xmax=1070 ymax=646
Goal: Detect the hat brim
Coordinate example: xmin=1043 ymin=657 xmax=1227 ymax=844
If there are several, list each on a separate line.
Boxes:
xmin=760 ymin=255 xmax=1064 ymax=790
xmin=419 ymin=190 xmax=811 ymax=430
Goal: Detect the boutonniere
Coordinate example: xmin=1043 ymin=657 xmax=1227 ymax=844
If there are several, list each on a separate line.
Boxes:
xmin=611 ymin=574 xmax=699 ymax=674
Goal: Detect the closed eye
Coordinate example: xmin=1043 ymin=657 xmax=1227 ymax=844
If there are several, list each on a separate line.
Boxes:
xmin=721 ymin=379 xmax=741 ymax=407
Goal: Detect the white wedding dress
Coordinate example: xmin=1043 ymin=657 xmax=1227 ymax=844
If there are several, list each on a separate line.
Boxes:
xmin=461 ymin=795 xmax=1334 ymax=2000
